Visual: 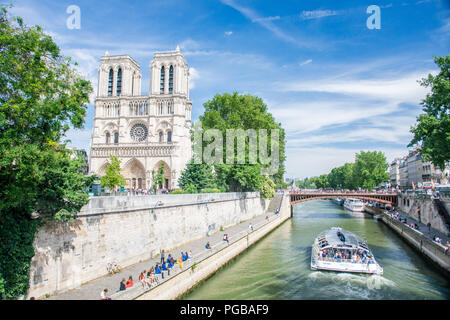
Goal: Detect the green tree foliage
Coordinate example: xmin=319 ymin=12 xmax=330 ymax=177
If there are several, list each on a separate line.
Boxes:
xmin=352 ymin=151 xmax=390 ymax=190
xmin=178 ymin=160 xmax=217 ymax=191
xmin=298 ymin=151 xmax=388 ymax=191
xmin=259 ymin=174 xmax=276 ymax=199
xmin=199 ymin=92 xmax=286 ymax=198
xmin=327 ymin=163 xmax=355 ymax=189
xmin=100 ymin=156 xmax=125 ymax=190
xmin=409 ymin=56 xmax=450 ymax=170
xmin=0 ymin=8 xmax=93 ymax=299
xmin=152 ymin=163 xmax=165 ymax=191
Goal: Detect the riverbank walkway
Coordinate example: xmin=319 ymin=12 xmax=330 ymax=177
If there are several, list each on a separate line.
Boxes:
xmin=47 ymin=197 xmax=284 ymax=300
xmin=393 ymin=210 xmax=450 ymax=247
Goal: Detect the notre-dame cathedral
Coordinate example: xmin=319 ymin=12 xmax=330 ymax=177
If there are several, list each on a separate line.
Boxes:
xmin=89 ymin=46 xmax=192 ymax=190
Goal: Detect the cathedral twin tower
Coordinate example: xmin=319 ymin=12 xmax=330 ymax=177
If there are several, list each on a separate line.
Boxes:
xmin=89 ymin=47 xmax=192 ymax=190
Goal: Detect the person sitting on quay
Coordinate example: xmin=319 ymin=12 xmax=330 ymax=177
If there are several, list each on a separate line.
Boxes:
xmin=119 ymin=278 xmax=127 ymax=291
xmin=166 ymin=254 xmax=173 ymax=264
xmin=168 ymin=259 xmax=174 ymax=272
xmin=184 ymin=251 xmax=190 ymax=260
xmin=154 ymin=263 xmax=162 ymax=281
xmin=445 ymin=241 xmax=450 ymax=254
xmin=139 ymin=271 xmax=151 ymax=288
xmin=177 ymin=257 xmax=183 ymax=269
xmin=147 ymin=267 xmax=156 ymax=284
xmin=182 ymin=252 xmax=187 ymax=262
xmin=126 ymin=276 xmax=133 ymax=288
xmin=100 ymin=288 xmax=111 ymax=300
xmin=161 ymin=261 xmax=169 ymax=277
xmin=205 ymin=242 xmax=211 ymax=249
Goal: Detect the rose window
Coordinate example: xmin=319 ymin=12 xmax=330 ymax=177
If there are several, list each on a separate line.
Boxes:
xmin=130 ymin=124 xmax=148 ymax=142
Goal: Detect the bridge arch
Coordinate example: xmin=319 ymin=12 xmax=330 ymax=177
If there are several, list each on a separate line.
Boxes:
xmin=289 ymin=192 xmax=398 ymax=207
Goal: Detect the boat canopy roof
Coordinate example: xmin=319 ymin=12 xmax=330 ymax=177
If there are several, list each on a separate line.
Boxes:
xmin=316 ymin=227 xmax=369 ymax=250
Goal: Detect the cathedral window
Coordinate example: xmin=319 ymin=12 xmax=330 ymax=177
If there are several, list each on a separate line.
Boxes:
xmin=169 ymin=65 xmax=173 ymax=94
xmin=167 ymin=131 xmax=172 ymax=143
xmin=132 ymin=72 xmax=135 ymax=96
xmin=159 ymin=131 xmax=163 ymax=143
xmin=114 ymin=132 xmax=119 ymax=144
xmin=160 ymin=66 xmax=165 ymax=94
xmin=105 ymin=132 xmax=110 ymax=144
xmin=108 ymin=69 xmax=113 ymax=96
xmin=116 ymin=68 xmax=122 ymax=96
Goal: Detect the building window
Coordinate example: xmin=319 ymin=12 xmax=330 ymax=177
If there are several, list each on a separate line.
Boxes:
xmin=167 ymin=131 xmax=172 ymax=143
xmin=160 ymin=66 xmax=165 ymax=94
xmin=108 ymin=69 xmax=113 ymax=96
xmin=105 ymin=132 xmax=110 ymax=144
xmin=114 ymin=132 xmax=119 ymax=144
xmin=116 ymin=68 xmax=122 ymax=96
xmin=169 ymin=65 xmax=173 ymax=94
xmin=131 ymin=72 xmax=135 ymax=96
xmin=159 ymin=131 xmax=163 ymax=143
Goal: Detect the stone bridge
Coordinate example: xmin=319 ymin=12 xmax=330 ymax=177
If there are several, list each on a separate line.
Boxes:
xmin=290 ymin=191 xmax=398 ymax=207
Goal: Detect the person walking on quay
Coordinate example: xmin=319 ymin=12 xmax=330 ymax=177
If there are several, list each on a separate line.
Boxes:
xmin=248 ymin=223 xmax=254 ymax=232
xmin=223 ymin=234 xmax=229 ymax=245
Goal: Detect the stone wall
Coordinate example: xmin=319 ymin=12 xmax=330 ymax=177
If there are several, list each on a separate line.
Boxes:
xmin=27 ymin=192 xmax=269 ymax=299
xmin=398 ymin=193 xmax=449 ymax=234
xmin=382 ymin=213 xmax=450 ymax=277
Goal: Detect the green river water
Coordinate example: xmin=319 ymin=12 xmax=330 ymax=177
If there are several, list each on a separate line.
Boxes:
xmin=183 ymin=200 xmax=450 ymax=300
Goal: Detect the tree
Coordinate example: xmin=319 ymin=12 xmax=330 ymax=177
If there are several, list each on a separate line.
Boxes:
xmin=178 ymin=160 xmax=217 ymax=191
xmin=352 ymin=151 xmax=389 ymax=190
xmin=100 ymin=156 xmax=125 ymax=190
xmin=152 ymin=163 xmax=165 ymax=191
xmin=409 ymin=56 xmax=450 ymax=170
xmin=199 ymin=92 xmax=286 ymax=196
xmin=0 ymin=8 xmax=93 ymax=299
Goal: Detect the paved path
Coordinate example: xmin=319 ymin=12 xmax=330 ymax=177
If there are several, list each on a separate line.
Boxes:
xmin=389 ymin=210 xmax=450 ymax=246
xmin=48 ymin=203 xmax=283 ymax=300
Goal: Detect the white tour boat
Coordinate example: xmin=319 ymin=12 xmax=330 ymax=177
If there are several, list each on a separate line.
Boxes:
xmin=343 ymin=198 xmax=365 ymax=212
xmin=311 ymin=227 xmax=383 ymax=275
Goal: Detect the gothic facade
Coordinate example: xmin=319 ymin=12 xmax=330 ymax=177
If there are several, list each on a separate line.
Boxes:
xmin=89 ymin=47 xmax=192 ymax=190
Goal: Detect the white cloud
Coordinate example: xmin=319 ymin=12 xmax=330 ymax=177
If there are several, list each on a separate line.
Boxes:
xmin=300 ymin=10 xmax=339 ymax=20
xmin=278 ymin=71 xmax=432 ymax=104
xmin=189 ymin=67 xmax=200 ymax=89
xmin=224 ymin=31 xmax=233 ymax=36
xmin=299 ymin=59 xmax=312 ymax=66
xmin=252 ymin=16 xmax=281 ymax=23
xmin=285 ymin=146 xmax=406 ymax=179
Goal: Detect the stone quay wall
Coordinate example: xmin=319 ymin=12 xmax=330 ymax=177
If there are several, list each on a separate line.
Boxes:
xmin=382 ymin=213 xmax=450 ymax=278
xmin=27 ymin=192 xmax=270 ymax=299
xmin=398 ymin=193 xmax=449 ymax=234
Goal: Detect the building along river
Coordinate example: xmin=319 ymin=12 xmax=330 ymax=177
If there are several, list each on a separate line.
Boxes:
xmin=182 ymin=200 xmax=450 ymax=300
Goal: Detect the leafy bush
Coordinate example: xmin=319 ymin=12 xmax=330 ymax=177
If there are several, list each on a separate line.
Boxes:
xmin=184 ymin=184 xmax=198 ymax=194
xmin=200 ymin=188 xmax=221 ymax=193
xmin=171 ymin=189 xmax=184 ymax=194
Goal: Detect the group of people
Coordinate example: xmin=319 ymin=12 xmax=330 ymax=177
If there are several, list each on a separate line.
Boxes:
xmin=137 ymin=251 xmax=191 ymax=289
xmin=99 ymin=249 xmax=193 ymax=299
xmin=318 ymin=248 xmax=374 ymax=264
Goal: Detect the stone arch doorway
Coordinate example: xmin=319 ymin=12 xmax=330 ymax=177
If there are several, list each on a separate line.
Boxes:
xmin=122 ymin=158 xmax=146 ymax=190
xmin=153 ymin=160 xmax=171 ymax=190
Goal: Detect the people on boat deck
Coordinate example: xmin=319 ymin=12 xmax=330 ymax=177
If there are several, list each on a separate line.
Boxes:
xmin=318 ymin=247 xmax=373 ymax=263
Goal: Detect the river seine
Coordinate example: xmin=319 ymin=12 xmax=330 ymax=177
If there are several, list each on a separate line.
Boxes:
xmin=182 ymin=200 xmax=450 ymax=300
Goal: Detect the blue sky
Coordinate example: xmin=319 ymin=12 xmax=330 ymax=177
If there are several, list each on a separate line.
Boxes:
xmin=8 ymin=0 xmax=450 ymax=179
